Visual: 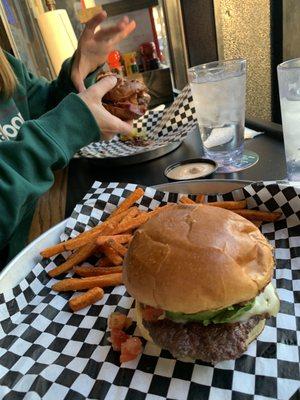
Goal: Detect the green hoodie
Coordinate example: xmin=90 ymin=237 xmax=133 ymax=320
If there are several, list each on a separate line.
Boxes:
xmin=0 ymin=52 xmax=101 ymax=268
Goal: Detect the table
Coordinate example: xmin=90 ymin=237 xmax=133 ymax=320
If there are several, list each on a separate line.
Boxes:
xmin=28 ymin=120 xmax=286 ymax=242
xmin=66 ymin=123 xmax=286 ymax=216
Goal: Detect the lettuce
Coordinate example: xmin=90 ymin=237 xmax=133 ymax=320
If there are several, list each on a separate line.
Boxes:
xmin=165 ymin=300 xmax=255 ymax=325
xmin=120 ymin=129 xmax=147 ymax=142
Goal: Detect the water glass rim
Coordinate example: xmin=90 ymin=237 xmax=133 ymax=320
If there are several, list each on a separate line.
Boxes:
xmin=278 ymin=57 xmax=300 ymax=70
xmin=188 ymin=58 xmax=246 ymax=72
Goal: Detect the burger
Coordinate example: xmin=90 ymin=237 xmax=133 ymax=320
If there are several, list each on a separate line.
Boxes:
xmin=123 ymin=204 xmax=280 ymax=364
xmin=97 ymin=72 xmax=151 ymax=120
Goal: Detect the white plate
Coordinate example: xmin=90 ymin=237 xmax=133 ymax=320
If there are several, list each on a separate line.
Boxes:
xmin=0 ymin=179 xmax=252 ymax=293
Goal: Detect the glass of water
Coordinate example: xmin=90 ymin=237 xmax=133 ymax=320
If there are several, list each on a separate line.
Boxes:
xmin=278 ymin=58 xmax=300 ymax=181
xmin=188 ymin=59 xmax=252 ymax=173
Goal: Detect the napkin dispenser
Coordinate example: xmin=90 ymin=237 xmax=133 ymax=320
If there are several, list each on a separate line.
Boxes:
xmin=37 ymin=6 xmax=77 ymax=75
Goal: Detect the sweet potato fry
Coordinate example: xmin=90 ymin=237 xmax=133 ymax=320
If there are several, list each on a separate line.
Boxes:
xmin=147 ymin=204 xmax=174 ymax=218
xmin=233 ymin=209 xmax=281 ymax=222
xmin=40 ymin=207 xmax=135 ymax=258
xmin=196 ymin=194 xmax=205 ymax=203
xmin=74 ymin=265 xmax=123 ymax=277
xmin=96 ymin=234 xmax=132 ymax=247
xmin=69 ymin=287 xmax=104 ymax=312
xmin=120 ymin=207 xmax=140 ymax=224
xmin=96 ymin=257 xmax=111 ymax=267
xmin=100 ymin=243 xmax=123 ymax=266
xmin=110 ymin=188 xmax=144 ymax=217
xmin=48 ymin=242 xmax=97 ymax=278
xmin=252 ymin=221 xmax=263 ymax=228
xmin=114 ymin=212 xmax=150 ymax=235
xmin=40 ymin=242 xmax=70 ymax=260
xmin=179 ymin=196 xmax=196 ymax=205
xmin=208 ymin=200 xmax=247 ymax=210
xmin=40 ymin=222 xmax=112 ymax=259
xmin=107 ymin=239 xmax=127 ymax=257
xmin=52 ymin=273 xmax=123 ymax=292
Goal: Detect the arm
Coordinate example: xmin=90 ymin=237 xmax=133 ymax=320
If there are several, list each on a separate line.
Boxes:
xmin=20 ymin=10 xmax=135 ymax=118
xmin=7 ymin=11 xmax=135 ymax=120
xmin=0 ymin=76 xmax=132 ymax=254
xmin=0 ymin=94 xmax=99 ymax=249
xmin=18 ymin=54 xmax=101 ymax=119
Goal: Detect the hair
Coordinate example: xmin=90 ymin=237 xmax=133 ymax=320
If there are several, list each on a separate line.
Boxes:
xmin=0 ymin=47 xmax=17 ymax=98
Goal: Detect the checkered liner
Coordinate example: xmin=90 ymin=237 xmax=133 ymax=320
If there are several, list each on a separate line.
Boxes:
xmin=1 ymin=181 xmax=300 ymax=400
xmin=75 ymin=85 xmax=197 ymax=158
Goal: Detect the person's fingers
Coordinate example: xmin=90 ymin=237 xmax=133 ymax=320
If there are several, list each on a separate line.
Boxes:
xmin=114 ymin=119 xmax=133 ymax=135
xmin=84 ymin=10 xmax=107 ymax=33
xmin=71 ymin=69 xmax=87 ymax=92
xmin=111 ymin=20 xmax=136 ymax=44
xmin=124 ymin=120 xmax=133 ymax=128
xmin=88 ymin=75 xmax=117 ymax=99
xmin=121 ymin=16 xmax=129 ymax=24
xmin=101 ymin=108 xmax=133 ymax=135
xmin=94 ymin=25 xmax=123 ymax=41
xmin=116 ymin=15 xmax=129 ymax=29
xmin=94 ymin=19 xmax=135 ymax=42
xmin=76 ymin=79 xmax=86 ymax=93
xmin=123 ymin=20 xmax=136 ymax=35
xmin=116 ymin=19 xmax=136 ymax=35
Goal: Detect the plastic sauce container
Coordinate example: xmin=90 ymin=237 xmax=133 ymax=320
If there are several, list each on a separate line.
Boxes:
xmin=164 ymin=158 xmax=218 ymax=181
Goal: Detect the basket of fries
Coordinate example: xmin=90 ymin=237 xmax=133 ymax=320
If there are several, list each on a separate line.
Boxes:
xmin=0 ymin=181 xmax=299 ymax=400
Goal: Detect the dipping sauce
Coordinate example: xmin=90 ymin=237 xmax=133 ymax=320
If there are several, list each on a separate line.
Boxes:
xmin=166 ymin=162 xmax=216 ymax=180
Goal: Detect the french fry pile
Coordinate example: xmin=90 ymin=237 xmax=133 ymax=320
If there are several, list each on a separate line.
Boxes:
xmin=41 ymin=187 xmax=282 ymax=312
xmin=42 ymin=188 xmax=171 ymax=312
xmin=179 ymin=196 xmax=282 ymax=226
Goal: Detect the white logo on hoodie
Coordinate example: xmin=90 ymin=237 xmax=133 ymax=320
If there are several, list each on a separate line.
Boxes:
xmin=0 ymin=112 xmax=25 ymax=139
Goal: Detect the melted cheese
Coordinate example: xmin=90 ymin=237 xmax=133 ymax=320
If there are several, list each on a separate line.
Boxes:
xmin=237 ymin=282 xmax=280 ymax=322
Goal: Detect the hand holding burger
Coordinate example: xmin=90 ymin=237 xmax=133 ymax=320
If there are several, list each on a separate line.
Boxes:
xmin=78 ymin=75 xmax=133 ymax=140
xmin=97 ymin=72 xmax=151 ymax=121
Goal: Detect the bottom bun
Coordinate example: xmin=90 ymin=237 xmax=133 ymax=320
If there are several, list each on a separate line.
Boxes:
xmin=135 ymin=302 xmax=265 ymax=364
xmin=135 ymin=301 xmax=153 ymax=343
xmin=246 ymin=318 xmax=265 ymax=346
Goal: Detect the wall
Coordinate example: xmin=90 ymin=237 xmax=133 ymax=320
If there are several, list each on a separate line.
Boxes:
xmin=214 ymin=0 xmax=271 ymax=120
xmin=283 ymin=0 xmax=300 ymax=61
xmin=181 ymin=0 xmax=218 ymax=67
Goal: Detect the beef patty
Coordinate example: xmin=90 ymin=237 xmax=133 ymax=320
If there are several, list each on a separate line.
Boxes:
xmin=143 ymin=316 xmax=263 ymax=364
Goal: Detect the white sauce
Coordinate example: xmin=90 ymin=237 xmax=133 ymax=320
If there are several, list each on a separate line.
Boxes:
xmin=237 ymin=282 xmax=280 ymax=322
xmin=166 ymin=163 xmax=215 ymax=180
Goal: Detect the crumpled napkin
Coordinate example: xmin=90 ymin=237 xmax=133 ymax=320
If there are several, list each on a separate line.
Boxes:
xmin=244 ymin=127 xmax=264 ymax=139
xmin=202 ymin=126 xmax=264 ymax=149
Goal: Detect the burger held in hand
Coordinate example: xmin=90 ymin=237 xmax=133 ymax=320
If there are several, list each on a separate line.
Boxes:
xmin=123 ymin=204 xmax=280 ymax=364
xmin=97 ymin=72 xmax=151 ymax=120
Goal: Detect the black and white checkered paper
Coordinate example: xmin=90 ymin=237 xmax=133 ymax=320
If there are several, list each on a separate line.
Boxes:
xmin=0 ymin=181 xmax=300 ymax=400
xmin=76 ymin=85 xmax=197 ymax=158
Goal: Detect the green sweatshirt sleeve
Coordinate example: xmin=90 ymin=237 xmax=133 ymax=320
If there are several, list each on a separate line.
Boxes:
xmin=7 ymin=51 xmax=101 ymax=119
xmin=0 ymin=93 xmax=99 ymax=253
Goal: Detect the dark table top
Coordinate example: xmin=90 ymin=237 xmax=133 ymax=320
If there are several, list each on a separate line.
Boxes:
xmin=66 ymin=124 xmax=286 ymax=217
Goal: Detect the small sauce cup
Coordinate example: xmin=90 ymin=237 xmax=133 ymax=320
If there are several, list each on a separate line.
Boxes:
xmin=164 ymin=158 xmax=218 ymax=181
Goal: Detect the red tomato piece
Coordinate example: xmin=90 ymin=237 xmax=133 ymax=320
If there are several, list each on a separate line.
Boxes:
xmin=120 ymin=337 xmax=142 ymax=363
xmin=109 ymin=312 xmax=132 ymax=330
xmin=124 ymin=317 xmax=132 ymax=329
xmin=142 ymin=306 xmax=164 ymax=322
xmin=110 ymin=329 xmax=129 ymax=351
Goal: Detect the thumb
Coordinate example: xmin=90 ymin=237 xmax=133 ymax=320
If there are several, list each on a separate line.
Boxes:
xmin=89 ymin=75 xmax=117 ymax=99
xmin=76 ymin=79 xmax=86 ymax=93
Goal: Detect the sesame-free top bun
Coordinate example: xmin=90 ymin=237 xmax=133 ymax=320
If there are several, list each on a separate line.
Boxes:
xmin=123 ymin=204 xmax=274 ymax=313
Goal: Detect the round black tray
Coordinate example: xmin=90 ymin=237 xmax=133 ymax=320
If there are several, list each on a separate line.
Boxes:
xmin=79 ymin=141 xmax=182 ymax=167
